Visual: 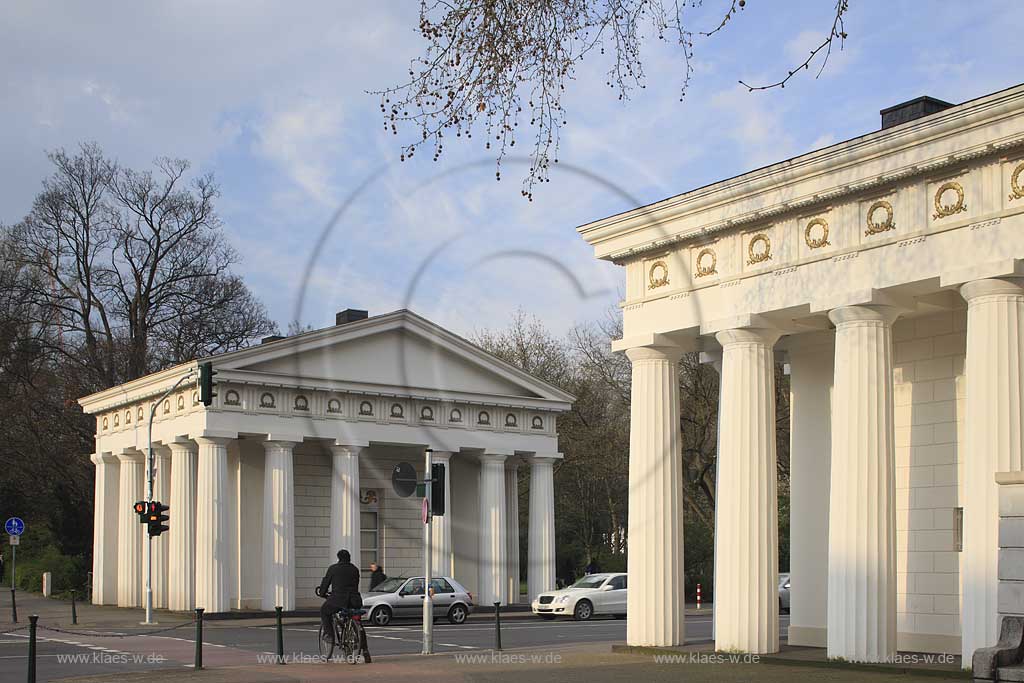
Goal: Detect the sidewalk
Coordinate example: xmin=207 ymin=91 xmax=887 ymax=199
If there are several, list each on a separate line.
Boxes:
xmin=51 ymin=641 xmax=970 ymax=683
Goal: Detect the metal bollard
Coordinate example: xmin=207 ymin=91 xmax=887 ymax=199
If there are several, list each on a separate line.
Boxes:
xmin=275 ymin=606 xmax=285 ymax=665
xmin=28 ymin=615 xmax=38 ymax=683
xmin=194 ymin=608 xmax=204 ymax=670
xmin=10 ymin=588 xmax=17 ymax=623
xmin=493 ymin=601 xmax=502 ymax=651
xmin=70 ymin=590 xmax=78 ymax=625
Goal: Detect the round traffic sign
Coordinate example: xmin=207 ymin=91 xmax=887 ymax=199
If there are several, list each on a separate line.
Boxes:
xmin=5 ymin=517 xmax=25 ymax=536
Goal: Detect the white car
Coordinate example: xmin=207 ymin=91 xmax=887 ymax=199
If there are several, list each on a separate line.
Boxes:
xmin=531 ymin=572 xmax=627 ymax=621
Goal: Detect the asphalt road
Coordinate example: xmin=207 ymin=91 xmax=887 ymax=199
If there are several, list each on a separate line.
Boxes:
xmin=0 ymin=612 xmax=789 ymax=682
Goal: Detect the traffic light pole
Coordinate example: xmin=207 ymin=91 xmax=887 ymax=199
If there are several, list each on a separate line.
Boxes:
xmin=143 ymin=370 xmax=196 ymax=625
xmin=422 ymin=447 xmax=433 ymax=655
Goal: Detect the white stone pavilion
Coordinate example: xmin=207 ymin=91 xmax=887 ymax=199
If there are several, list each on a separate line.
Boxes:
xmin=80 ymin=309 xmax=571 ymax=614
xmin=578 ymin=85 xmax=1024 ymax=662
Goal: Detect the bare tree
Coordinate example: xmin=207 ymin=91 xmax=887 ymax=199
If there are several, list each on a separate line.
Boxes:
xmin=377 ymin=0 xmax=850 ymax=198
xmin=14 ymin=143 xmax=277 ymax=389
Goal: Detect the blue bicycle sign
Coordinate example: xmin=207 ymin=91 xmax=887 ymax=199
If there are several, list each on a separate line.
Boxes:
xmin=5 ymin=518 xmax=25 ymax=536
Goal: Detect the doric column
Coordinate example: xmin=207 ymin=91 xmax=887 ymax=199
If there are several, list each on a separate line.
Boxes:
xmin=527 ymin=456 xmax=556 ymax=602
xmin=961 ymin=278 xmax=1024 ymax=660
xmin=504 ymin=461 xmax=521 ymax=604
xmin=152 ymin=446 xmax=172 ymax=609
xmin=168 ymin=441 xmax=198 ymax=611
xmin=431 ymin=451 xmax=454 ymax=578
xmin=330 ymin=445 xmax=363 ymax=568
xmin=478 ymin=453 xmax=507 ymax=606
xmin=91 ymin=453 xmax=119 ymax=605
xmin=116 ymin=451 xmax=145 ymax=607
xmin=714 ymin=327 xmax=781 ymax=654
xmin=826 ymin=305 xmax=899 ymax=662
xmin=262 ymin=440 xmax=298 ymax=610
xmin=624 ymin=345 xmax=686 ymax=647
xmin=195 ymin=436 xmax=232 ymax=613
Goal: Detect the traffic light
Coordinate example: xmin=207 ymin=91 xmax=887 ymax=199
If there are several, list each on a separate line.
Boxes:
xmin=133 ymin=500 xmax=148 ymax=522
xmin=431 ymin=463 xmax=445 ymax=516
xmin=146 ymin=501 xmax=170 ymax=537
xmin=198 ymin=361 xmax=217 ymax=406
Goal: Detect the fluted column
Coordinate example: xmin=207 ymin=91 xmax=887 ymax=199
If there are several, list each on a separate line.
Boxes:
xmin=625 ymin=345 xmax=686 ymax=647
xmin=168 ymin=441 xmax=198 ymax=611
xmin=263 ymin=440 xmax=298 ymax=610
xmin=152 ymin=447 xmax=172 ymax=609
xmin=478 ymin=453 xmax=507 ymax=605
xmin=504 ymin=461 xmax=521 ymax=604
xmin=527 ymin=456 xmax=556 ymax=602
xmin=195 ymin=436 xmax=232 ymax=613
xmin=330 ymin=445 xmax=363 ymax=568
xmin=116 ymin=451 xmax=145 ymax=607
xmin=431 ymin=451 xmax=454 ymax=578
xmin=826 ymin=305 xmax=899 ymax=662
xmin=714 ymin=327 xmax=781 ymax=654
xmin=91 ymin=453 xmax=119 ymax=605
xmin=961 ymin=278 xmax=1024 ymax=660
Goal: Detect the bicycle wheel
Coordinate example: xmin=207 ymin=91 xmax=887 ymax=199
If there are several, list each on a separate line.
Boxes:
xmin=318 ymin=622 xmax=335 ymax=660
xmin=340 ymin=619 xmax=361 ymax=664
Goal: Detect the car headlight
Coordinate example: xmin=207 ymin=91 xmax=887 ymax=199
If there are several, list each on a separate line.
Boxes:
xmin=557 ymin=595 xmax=571 ymax=603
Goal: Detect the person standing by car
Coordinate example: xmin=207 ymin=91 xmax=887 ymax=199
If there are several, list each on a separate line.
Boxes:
xmin=368 ymin=563 xmax=386 ymax=591
xmin=318 ymin=549 xmax=362 ymax=644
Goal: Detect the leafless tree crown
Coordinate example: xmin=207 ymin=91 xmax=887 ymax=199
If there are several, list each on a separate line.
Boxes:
xmin=377 ymin=0 xmax=849 ymax=199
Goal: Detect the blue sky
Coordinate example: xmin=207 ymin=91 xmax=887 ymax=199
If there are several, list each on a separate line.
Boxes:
xmin=2 ymin=1 xmax=1020 ymax=338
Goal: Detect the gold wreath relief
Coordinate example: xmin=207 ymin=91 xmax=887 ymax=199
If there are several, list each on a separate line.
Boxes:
xmin=747 ymin=233 xmax=771 ymax=265
xmin=804 ymin=217 xmax=830 ymax=249
xmin=648 ymin=260 xmax=669 ymax=289
xmin=1010 ymin=162 xmax=1024 ymax=202
xmin=695 ymin=248 xmax=717 ymax=278
xmin=864 ymin=200 xmax=895 ymax=236
xmin=933 ymin=181 xmax=966 ymax=220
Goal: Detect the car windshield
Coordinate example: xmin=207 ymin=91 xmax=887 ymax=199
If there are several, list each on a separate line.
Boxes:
xmin=571 ymin=576 xmax=607 ymax=589
xmin=370 ymin=577 xmax=406 ymax=593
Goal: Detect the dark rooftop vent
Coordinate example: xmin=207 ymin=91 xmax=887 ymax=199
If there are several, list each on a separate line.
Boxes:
xmin=336 ymin=309 xmax=369 ymax=325
xmin=880 ymin=96 xmax=954 ymax=130
xmin=261 ymin=335 xmax=285 ymax=344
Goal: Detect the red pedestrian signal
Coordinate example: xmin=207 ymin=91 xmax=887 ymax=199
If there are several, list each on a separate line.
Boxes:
xmin=133 ymin=500 xmax=148 ymax=522
xmin=146 ymin=501 xmax=170 ymax=537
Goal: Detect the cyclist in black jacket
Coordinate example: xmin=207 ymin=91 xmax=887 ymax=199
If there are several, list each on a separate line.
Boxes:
xmin=318 ymin=549 xmax=362 ymax=642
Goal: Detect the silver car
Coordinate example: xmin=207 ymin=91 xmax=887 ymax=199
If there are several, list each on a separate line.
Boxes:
xmin=779 ymin=572 xmax=790 ymax=614
xmin=363 ymin=576 xmax=474 ymax=626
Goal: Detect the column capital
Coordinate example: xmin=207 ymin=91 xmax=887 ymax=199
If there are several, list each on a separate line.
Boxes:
xmin=91 ymin=452 xmax=118 ymax=465
xmin=479 ymin=452 xmax=509 ymax=464
xmin=612 ymin=332 xmax=696 ymax=356
xmin=527 ymin=454 xmax=560 ymax=466
xmin=961 ymin=277 xmax=1024 ymax=303
xmin=330 ymin=444 xmax=367 ymax=458
xmin=193 ymin=435 xmax=234 ymax=448
xmin=715 ymin=327 xmax=782 ymax=347
xmin=116 ymin=450 xmax=144 ymax=464
xmin=167 ymin=440 xmax=198 ymax=455
xmin=625 ymin=345 xmax=684 ymax=363
xmin=828 ymin=304 xmax=901 ymax=327
xmin=429 ymin=450 xmax=455 ymax=462
xmin=263 ymin=439 xmax=301 ymax=452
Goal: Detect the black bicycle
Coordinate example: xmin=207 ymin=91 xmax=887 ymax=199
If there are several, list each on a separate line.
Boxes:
xmin=316 ymin=589 xmax=370 ymax=664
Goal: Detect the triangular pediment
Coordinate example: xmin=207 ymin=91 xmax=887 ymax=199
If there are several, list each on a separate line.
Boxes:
xmin=211 ymin=311 xmax=573 ymax=406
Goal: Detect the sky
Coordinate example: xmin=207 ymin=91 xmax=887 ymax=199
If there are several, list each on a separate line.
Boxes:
xmin=2 ymin=1 xmax=1020 ymax=340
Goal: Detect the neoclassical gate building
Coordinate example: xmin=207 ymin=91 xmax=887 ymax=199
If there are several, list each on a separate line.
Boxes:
xmin=80 ymin=310 xmax=570 ymax=613
xmin=579 ymin=84 xmax=1024 ymax=661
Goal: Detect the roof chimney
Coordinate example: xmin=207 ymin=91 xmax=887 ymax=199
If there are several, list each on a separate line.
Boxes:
xmin=336 ymin=309 xmax=368 ymax=326
xmin=261 ymin=334 xmax=285 ymax=344
xmin=880 ymin=96 xmax=954 ymax=130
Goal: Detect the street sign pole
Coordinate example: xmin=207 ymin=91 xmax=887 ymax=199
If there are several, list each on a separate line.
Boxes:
xmin=422 ymin=447 xmax=433 ymax=655
xmin=143 ymin=370 xmax=195 ymax=625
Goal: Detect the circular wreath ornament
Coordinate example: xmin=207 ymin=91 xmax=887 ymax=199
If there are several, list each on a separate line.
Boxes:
xmin=804 ymin=218 xmax=830 ymax=249
xmin=933 ymin=181 xmax=966 ymax=220
xmin=747 ymin=234 xmax=771 ymax=265
xmin=695 ymin=248 xmax=717 ymax=278
xmin=1010 ymin=162 xmax=1024 ymax=202
xmin=864 ymin=200 xmax=895 ymax=236
xmin=648 ymin=260 xmax=669 ymax=289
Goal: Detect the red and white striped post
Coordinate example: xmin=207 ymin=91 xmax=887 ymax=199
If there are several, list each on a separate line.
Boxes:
xmin=696 ymin=583 xmax=702 ymax=610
